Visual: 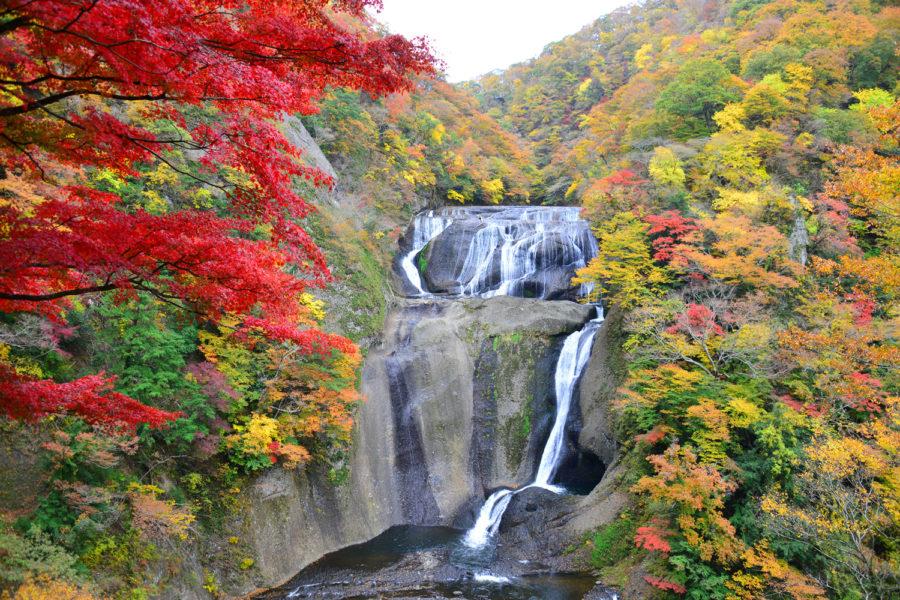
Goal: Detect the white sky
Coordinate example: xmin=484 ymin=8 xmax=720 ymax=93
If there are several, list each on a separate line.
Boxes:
xmin=373 ymin=1 xmax=632 ymax=82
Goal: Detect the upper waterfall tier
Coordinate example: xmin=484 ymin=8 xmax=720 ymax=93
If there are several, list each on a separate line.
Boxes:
xmin=398 ymin=206 xmax=597 ymax=300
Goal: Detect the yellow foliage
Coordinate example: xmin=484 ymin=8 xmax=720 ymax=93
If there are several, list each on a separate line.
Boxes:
xmin=576 ymin=77 xmax=594 ymax=97
xmin=686 ymin=399 xmax=730 ymax=463
xmin=431 ymin=122 xmax=446 ymax=144
xmin=648 ymin=146 xmax=685 ymax=189
xmin=697 ymin=129 xmax=784 ymax=190
xmin=573 ymin=212 xmax=669 ymax=307
xmin=783 ymin=63 xmax=813 ymax=109
xmin=713 ymin=103 xmax=747 ymax=132
xmin=712 ymin=188 xmax=761 ymax=215
xmin=190 ymin=187 xmax=214 ymax=209
xmin=795 ymin=131 xmax=815 ymax=148
xmin=805 ymin=436 xmax=888 ymax=479
xmin=198 ymin=319 xmax=259 ymax=396
xmin=731 ymin=322 xmax=773 ymax=354
xmin=634 ymin=43 xmax=654 ymax=70
xmin=700 ymin=28 xmax=730 ymax=44
xmin=446 ymin=189 xmax=467 ymax=203
xmin=146 ymin=162 xmax=180 ymax=187
xmin=298 ymin=293 xmax=326 ymax=323
xmin=229 ymin=414 xmax=281 ymax=455
xmin=480 ymin=178 xmax=505 ymax=204
xmin=0 ymin=343 xmax=44 ymax=378
xmin=725 ymin=397 xmax=763 ymax=429
xmin=739 ymin=543 xmax=826 ymax=600
xmin=141 ymin=190 xmax=168 ymax=214
xmin=725 ymin=570 xmax=764 ymax=600
xmin=90 ymin=168 xmax=127 ymax=195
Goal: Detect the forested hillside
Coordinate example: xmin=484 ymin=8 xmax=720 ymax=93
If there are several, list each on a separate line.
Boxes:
xmin=0 ymin=0 xmax=549 ymax=595
xmin=304 ymin=79 xmax=540 ymax=208
xmin=464 ymin=0 xmax=898 ymax=598
xmin=0 ymin=1 xmax=441 ymax=597
xmin=0 ymin=0 xmax=897 ymax=598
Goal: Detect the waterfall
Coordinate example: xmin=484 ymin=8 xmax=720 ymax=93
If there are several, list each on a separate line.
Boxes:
xmin=463 ymin=488 xmax=516 ymax=546
xmin=533 ymin=313 xmax=603 ymax=488
xmin=399 ymin=206 xmax=604 ymax=549
xmin=399 ymin=210 xmax=454 ymax=295
xmin=398 ymin=206 xmax=596 ymax=299
xmin=463 ymin=308 xmax=604 ymax=548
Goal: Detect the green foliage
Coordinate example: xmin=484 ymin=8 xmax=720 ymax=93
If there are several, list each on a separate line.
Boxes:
xmin=303 ymin=210 xmax=389 ymax=344
xmin=813 ymin=107 xmax=876 ymax=144
xmin=849 ymin=32 xmax=900 ymax=91
xmin=473 ymin=3 xmax=900 ymax=596
xmin=590 ymin=514 xmax=638 ymax=569
xmin=655 ymin=60 xmax=742 ymax=135
xmin=742 ymin=45 xmax=803 ymax=81
xmin=80 ymin=531 xmax=157 ymax=586
xmin=0 ymin=528 xmax=84 ymax=587
xmin=88 ymin=294 xmax=213 ymax=449
xmin=667 ymin=550 xmax=730 ymax=600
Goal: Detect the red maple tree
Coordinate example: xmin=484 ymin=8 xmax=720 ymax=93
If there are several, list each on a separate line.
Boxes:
xmin=0 ymin=0 xmax=434 ymax=427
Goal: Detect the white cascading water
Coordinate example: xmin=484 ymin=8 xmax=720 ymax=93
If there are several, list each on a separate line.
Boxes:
xmin=463 ymin=308 xmax=604 ymax=548
xmin=399 ymin=206 xmax=597 ymax=299
xmin=399 ymin=209 xmax=455 ymax=295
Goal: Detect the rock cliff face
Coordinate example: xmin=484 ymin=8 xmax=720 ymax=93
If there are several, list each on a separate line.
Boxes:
xmin=232 ymin=296 xmax=596 ymax=592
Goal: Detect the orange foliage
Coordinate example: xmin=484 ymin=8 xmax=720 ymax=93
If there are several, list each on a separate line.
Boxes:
xmin=1 ymin=577 xmax=96 ymax=600
xmin=685 ymin=214 xmax=800 ymax=289
xmin=632 ymin=444 xmax=740 ymax=563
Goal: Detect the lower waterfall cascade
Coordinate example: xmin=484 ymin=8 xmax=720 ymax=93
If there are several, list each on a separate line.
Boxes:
xmin=463 ymin=308 xmax=604 ymax=549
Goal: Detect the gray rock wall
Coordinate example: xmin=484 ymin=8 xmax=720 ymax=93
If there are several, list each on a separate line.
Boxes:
xmin=219 ymin=296 xmax=594 ymax=595
xmin=577 ymin=307 xmax=626 ymax=467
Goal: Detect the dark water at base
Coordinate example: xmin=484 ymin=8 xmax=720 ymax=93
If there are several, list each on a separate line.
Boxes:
xmin=259 ymin=525 xmax=605 ymax=600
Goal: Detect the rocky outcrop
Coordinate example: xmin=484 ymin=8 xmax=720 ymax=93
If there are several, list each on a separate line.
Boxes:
xmin=496 ymin=461 xmax=629 ymax=569
xmin=369 ymin=297 xmax=596 ymax=524
xmin=216 ymin=296 xmax=595 ymax=595
xmin=576 ymin=307 xmax=626 ymax=467
xmin=407 ymin=206 xmax=596 ymax=300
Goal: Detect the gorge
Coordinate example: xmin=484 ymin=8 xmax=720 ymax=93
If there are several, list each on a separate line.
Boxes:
xmin=3 ymin=1 xmax=893 ymax=598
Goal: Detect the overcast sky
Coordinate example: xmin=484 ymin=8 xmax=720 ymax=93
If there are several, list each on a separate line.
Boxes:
xmin=373 ymin=1 xmax=632 ymax=82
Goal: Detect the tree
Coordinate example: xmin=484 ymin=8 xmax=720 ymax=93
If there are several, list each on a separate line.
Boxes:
xmin=655 ymin=59 xmax=742 ymax=132
xmin=0 ymin=0 xmax=434 ymax=427
xmin=573 ymin=211 xmax=669 ymax=308
xmin=821 ymin=145 xmax=900 ymax=251
xmin=762 ymin=434 xmax=899 ymax=599
xmin=648 ymin=147 xmax=686 ymax=191
xmin=632 ymin=444 xmax=741 ymax=565
xmin=684 ymin=214 xmax=800 ymax=291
